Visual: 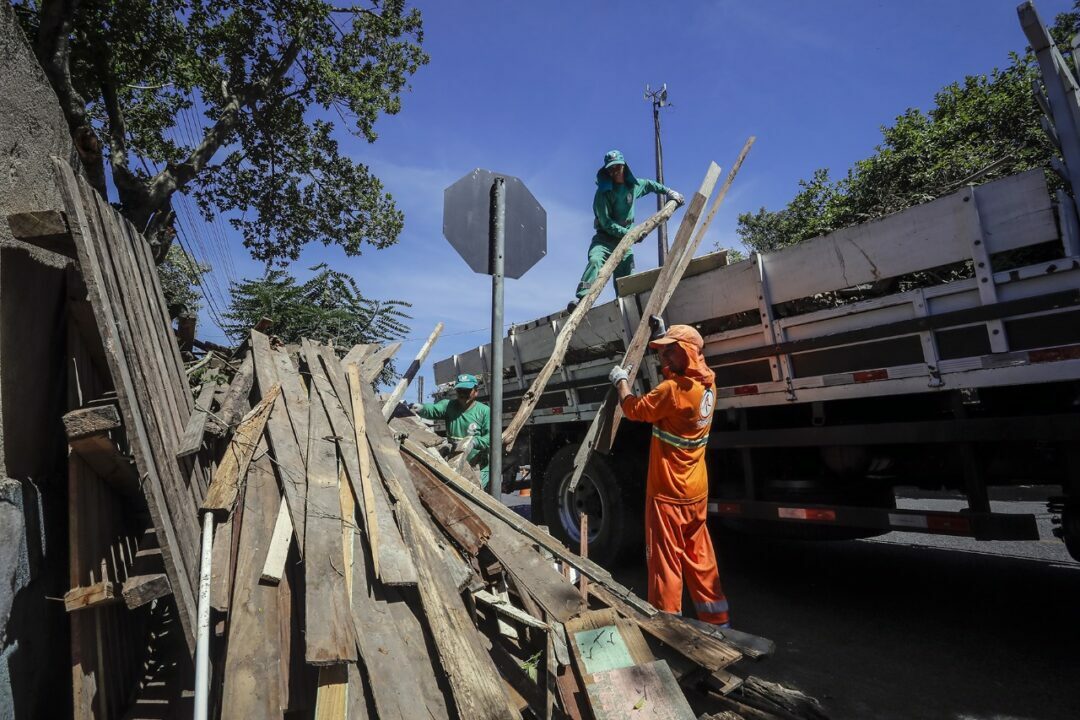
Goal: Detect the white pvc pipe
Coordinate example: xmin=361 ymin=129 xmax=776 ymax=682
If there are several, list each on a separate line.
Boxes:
xmin=193 ymin=512 xmax=214 ymax=720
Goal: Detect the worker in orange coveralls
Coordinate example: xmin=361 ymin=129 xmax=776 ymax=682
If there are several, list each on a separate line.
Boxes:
xmin=608 ymin=322 xmax=731 ymax=626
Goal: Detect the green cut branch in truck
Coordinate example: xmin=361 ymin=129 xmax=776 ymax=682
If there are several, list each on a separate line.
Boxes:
xmin=429 ymin=1 xmax=1080 ymax=566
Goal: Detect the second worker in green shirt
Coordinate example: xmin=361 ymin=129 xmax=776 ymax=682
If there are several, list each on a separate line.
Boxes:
xmin=411 ymin=373 xmax=492 ymax=488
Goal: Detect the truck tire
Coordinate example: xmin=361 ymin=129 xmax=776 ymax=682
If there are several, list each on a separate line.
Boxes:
xmin=541 ymin=444 xmax=641 ymax=567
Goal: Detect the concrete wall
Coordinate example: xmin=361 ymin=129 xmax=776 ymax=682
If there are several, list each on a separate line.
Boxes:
xmin=0 ymin=3 xmax=81 ymax=718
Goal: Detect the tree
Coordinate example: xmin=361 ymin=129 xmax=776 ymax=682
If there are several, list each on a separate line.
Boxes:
xmin=224 ymin=264 xmax=410 ymax=351
xmin=15 ymin=0 xmax=428 ymax=263
xmin=736 ymin=5 xmax=1080 ymax=254
xmin=158 ymin=244 xmax=211 ymax=319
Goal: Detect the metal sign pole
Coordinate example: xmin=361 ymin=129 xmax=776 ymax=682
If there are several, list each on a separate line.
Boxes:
xmin=489 ymin=177 xmax=506 ymax=498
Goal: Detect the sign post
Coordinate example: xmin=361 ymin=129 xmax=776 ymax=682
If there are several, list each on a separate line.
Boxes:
xmin=443 ymin=170 xmax=546 ymax=497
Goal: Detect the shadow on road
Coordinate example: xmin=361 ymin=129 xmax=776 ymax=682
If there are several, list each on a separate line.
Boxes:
xmin=615 ymin=530 xmax=1080 ymax=720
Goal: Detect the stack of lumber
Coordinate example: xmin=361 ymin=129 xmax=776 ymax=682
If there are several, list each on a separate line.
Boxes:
xmin=194 ymin=331 xmax=825 ymax=720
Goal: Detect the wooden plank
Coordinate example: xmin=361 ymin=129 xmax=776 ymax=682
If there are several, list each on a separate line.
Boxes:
xmin=201 ymin=384 xmax=280 ymax=516
xmin=401 ymin=438 xmax=656 ymax=615
xmin=220 ymin=448 xmax=282 ymax=718
xmin=473 ymin=590 xmax=549 ymax=630
xmin=176 ymin=380 xmax=218 ymax=457
xmin=260 ymin=498 xmax=293 ymax=584
xmin=252 ymin=330 xmax=308 ymax=546
xmin=341 ymin=343 xmax=377 ymax=371
xmin=209 ymin=510 xmax=235 ymax=613
xmin=349 ymin=531 xmax=433 ymax=720
xmin=585 ymin=660 xmax=695 ymax=720
xmin=54 ymin=158 xmax=198 ymax=646
xmin=565 ymin=609 xmax=653 ymax=677
xmin=589 ymin=585 xmax=741 ymax=672
xmin=390 ymin=415 xmax=445 ymax=448
xmin=62 ymin=405 xmax=121 ymax=440
xmin=7 ymin=208 xmax=68 ymax=237
xmin=502 ymin=202 xmax=678 ymax=449
xmin=359 ymin=341 xmax=403 ymax=383
xmin=270 ymin=343 xmax=310 ymax=462
xmin=307 ymin=341 xmax=417 ymax=585
xmin=7 ymin=209 xmax=77 ymax=256
xmin=402 ymin=451 xmax=491 ymax=556
xmin=315 ymin=464 xmax=361 ymax=717
xmin=64 ymin=581 xmax=121 ymax=612
xmin=586 ymin=141 xmax=754 ymax=461
xmin=362 ymin=385 xmax=517 ymax=719
xmin=485 ymin=514 xmax=584 ymax=623
xmin=382 ymin=322 xmax=444 ymax=419
xmin=368 ymin=445 xmax=418 ymax=585
xmin=121 ymin=573 xmax=172 ymax=609
xmin=218 ymin=354 xmax=255 ymax=428
xmin=345 ymin=363 xmax=380 ymax=574
xmin=304 ymin=383 xmax=359 ymax=664
xmin=67 ymin=432 xmax=139 ymax=496
xmin=314 ymin=665 xmax=350 ymax=720
xmin=384 ymin=591 xmax=453 ymax=720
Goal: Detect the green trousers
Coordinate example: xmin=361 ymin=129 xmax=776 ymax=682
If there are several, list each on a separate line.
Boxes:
xmin=576 ymin=235 xmax=634 ymax=299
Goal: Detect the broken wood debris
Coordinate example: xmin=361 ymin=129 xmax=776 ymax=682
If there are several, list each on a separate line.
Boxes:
xmin=168 ymin=333 xmax=828 ymax=720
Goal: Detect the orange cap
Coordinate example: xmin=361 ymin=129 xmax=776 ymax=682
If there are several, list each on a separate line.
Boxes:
xmin=648 ymin=324 xmax=703 ymax=351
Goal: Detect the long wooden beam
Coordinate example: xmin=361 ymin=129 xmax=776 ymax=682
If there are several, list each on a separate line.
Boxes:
xmin=502 ymin=201 xmax=680 ymax=451
xmin=382 ymin=322 xmax=444 ymax=419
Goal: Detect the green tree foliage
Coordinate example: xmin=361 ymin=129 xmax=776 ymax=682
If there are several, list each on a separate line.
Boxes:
xmin=15 ymin=0 xmax=427 ymax=263
xmin=159 ymin=244 xmax=211 ymax=319
xmin=225 ymin=264 xmax=410 ymax=350
xmin=736 ymin=6 xmax=1080 ymax=254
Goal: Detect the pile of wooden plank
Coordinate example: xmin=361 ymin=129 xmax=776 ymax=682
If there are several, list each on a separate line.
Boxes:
xmin=193 ymin=331 xmax=825 ymax=720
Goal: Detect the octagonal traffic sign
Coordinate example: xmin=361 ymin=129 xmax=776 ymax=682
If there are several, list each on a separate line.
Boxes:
xmin=442 ymin=169 xmax=546 ymax=279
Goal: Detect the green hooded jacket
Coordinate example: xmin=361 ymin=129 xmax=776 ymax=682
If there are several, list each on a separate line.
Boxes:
xmin=593 ymin=161 xmax=672 ymax=240
xmin=414 ymin=398 xmax=490 ymax=472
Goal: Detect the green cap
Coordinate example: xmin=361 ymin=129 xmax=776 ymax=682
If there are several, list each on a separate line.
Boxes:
xmin=454 ymin=373 xmax=479 ymax=390
xmin=602 ymin=149 xmax=626 ymax=169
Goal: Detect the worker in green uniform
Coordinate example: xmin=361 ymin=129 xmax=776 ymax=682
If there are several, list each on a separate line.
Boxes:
xmin=570 ymin=149 xmax=684 ymax=311
xmin=410 ymin=374 xmax=492 ymax=488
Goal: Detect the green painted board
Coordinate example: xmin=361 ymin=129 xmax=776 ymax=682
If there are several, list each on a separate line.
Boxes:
xmin=585 ymin=660 xmax=695 ymax=720
xmin=572 ymin=624 xmax=636 ymax=675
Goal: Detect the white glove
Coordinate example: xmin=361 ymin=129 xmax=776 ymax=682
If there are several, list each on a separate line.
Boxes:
xmin=452 ymin=436 xmax=476 ymax=455
xmin=668 ymin=190 xmax=685 ymax=206
xmin=609 ymin=364 xmax=630 ymax=386
xmin=408 ymin=402 xmax=424 ymax=414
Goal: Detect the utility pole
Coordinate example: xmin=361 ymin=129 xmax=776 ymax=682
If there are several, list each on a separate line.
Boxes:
xmin=645 ymin=84 xmax=670 ymax=266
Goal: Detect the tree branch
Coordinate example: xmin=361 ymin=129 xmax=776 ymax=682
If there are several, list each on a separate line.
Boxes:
xmin=33 ymin=0 xmax=109 ymax=197
xmin=146 ymin=35 xmax=305 ymax=206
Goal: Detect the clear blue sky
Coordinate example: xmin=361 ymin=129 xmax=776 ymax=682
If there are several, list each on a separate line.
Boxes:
xmin=200 ymin=0 xmax=1076 ymax=398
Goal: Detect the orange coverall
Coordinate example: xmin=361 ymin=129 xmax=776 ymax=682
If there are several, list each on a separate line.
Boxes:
xmin=620 ymin=368 xmax=730 ymax=626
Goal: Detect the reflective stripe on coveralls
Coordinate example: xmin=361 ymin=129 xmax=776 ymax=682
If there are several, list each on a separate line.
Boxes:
xmin=652 ymin=426 xmax=710 ymax=449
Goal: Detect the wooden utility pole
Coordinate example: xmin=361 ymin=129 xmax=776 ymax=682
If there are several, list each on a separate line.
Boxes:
xmin=382 ymin=322 xmax=444 ymax=419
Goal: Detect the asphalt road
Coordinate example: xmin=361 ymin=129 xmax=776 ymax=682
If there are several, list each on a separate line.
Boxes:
xmin=611 ymin=500 xmax=1080 ymax=720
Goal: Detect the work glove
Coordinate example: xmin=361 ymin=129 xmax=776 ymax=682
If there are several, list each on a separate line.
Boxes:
xmin=668 ymin=190 xmax=685 ymax=207
xmin=408 ymin=402 xmax=424 ymax=414
xmin=649 ymin=315 xmax=667 ymax=341
xmin=452 ymin=436 xmax=476 ymax=456
xmin=608 ymin=364 xmax=632 ymax=387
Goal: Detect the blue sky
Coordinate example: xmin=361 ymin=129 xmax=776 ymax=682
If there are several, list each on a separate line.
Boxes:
xmin=198 ymin=0 xmax=1076 ymax=397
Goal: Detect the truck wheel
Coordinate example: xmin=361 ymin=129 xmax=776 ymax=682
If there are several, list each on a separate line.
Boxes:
xmin=541 ymin=444 xmax=640 ymax=567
